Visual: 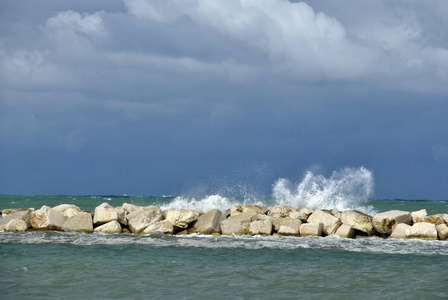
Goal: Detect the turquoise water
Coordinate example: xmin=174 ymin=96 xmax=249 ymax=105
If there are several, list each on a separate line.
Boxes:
xmin=1 ymin=195 xmax=448 ymax=214
xmin=1 ymin=195 xmax=448 ymax=299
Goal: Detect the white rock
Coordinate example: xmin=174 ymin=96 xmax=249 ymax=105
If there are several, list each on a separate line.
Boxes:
xmin=62 ymin=212 xmax=93 ymax=233
xmin=268 ymin=205 xmax=297 ymax=218
xmin=230 ymin=205 xmax=268 ymax=216
xmin=249 ymin=219 xmax=273 ymax=236
xmin=406 ymin=222 xmax=438 ymax=240
xmin=1 ymin=208 xmax=34 ymax=216
xmin=330 ymin=208 xmax=342 ymax=219
xmin=289 ymin=207 xmax=314 ymax=222
xmin=341 ymin=210 xmax=374 ymax=235
xmin=424 ymin=214 xmax=446 ymax=226
xmin=4 ymin=219 xmax=28 ymax=231
xmin=372 ymin=210 xmax=412 ymax=234
xmin=53 ymin=204 xmax=82 ymax=219
xmin=300 ymin=223 xmax=323 ymax=237
xmin=390 ymin=223 xmax=411 ymax=239
xmin=307 ymin=210 xmax=341 ymax=235
xmin=220 ymin=213 xmax=256 ymax=235
xmin=335 ymin=224 xmax=355 ymax=238
xmin=276 ymin=219 xmax=301 ymax=236
xmin=411 ymin=209 xmax=427 ymax=223
xmin=251 ymin=214 xmax=271 ymax=221
xmin=190 ymin=209 xmax=226 ymax=234
xmin=142 ymin=220 xmax=174 ymax=235
xmin=94 ymin=220 xmax=122 ymax=233
xmin=122 ymin=203 xmax=139 ymax=213
xmin=436 ymin=224 xmax=448 ymax=240
xmin=0 ymin=210 xmax=33 ymax=231
xmin=127 ymin=206 xmax=163 ymax=234
xmin=164 ymin=209 xmax=202 ymax=229
xmin=93 ymin=203 xmax=118 ymax=225
xmin=31 ymin=205 xmax=66 ymax=230
xmin=271 ymin=217 xmax=302 ymax=233
xmin=442 ymin=214 xmax=448 ymax=225
xmin=116 ymin=206 xmax=128 ymax=225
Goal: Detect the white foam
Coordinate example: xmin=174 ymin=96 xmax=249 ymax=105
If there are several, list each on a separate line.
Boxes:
xmin=272 ymin=166 xmax=375 ymax=214
xmin=2 ymin=231 xmax=447 ymax=255
xmin=161 ymin=194 xmax=238 ymax=211
xmin=160 ymin=166 xmax=376 ymax=214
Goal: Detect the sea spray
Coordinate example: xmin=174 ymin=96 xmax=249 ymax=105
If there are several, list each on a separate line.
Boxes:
xmin=272 ymin=166 xmax=375 ymax=213
xmin=161 ymin=166 xmax=375 ymax=214
xmin=161 ymin=195 xmax=243 ymax=211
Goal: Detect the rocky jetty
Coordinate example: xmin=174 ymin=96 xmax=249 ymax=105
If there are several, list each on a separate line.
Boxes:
xmin=1 ymin=203 xmax=448 ymax=241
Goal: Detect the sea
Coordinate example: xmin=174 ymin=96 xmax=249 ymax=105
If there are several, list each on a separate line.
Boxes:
xmin=1 ymin=169 xmax=448 ymax=299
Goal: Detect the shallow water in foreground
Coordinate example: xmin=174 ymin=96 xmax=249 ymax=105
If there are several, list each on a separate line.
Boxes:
xmin=1 ymin=232 xmax=448 ymax=299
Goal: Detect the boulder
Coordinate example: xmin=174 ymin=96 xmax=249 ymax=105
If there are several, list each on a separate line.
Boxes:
xmin=300 ymin=223 xmax=323 ymax=237
xmin=390 ymin=223 xmax=411 ymax=239
xmin=271 ymin=217 xmax=302 ymax=233
xmin=436 ymin=224 xmax=448 ymax=240
xmin=341 ymin=210 xmax=374 ymax=235
xmin=142 ymin=220 xmax=174 ymax=235
xmin=190 ymin=209 xmax=226 ymax=234
xmin=93 ymin=220 xmax=122 ymax=233
xmin=0 ymin=210 xmax=33 ymax=231
xmin=127 ymin=206 xmax=163 ymax=234
xmin=307 ymin=210 xmax=341 ymax=235
xmin=122 ymin=203 xmax=139 ymax=213
xmin=276 ymin=219 xmax=301 ymax=236
xmin=230 ymin=205 xmax=268 ymax=216
xmin=249 ymin=219 xmax=273 ymax=236
xmin=221 ymin=213 xmax=256 ymax=235
xmin=1 ymin=208 xmax=34 ymax=216
xmin=335 ymin=224 xmax=355 ymax=238
xmin=289 ymin=207 xmax=314 ymax=222
xmin=405 ymin=222 xmax=438 ymax=240
xmin=424 ymin=214 xmax=445 ymax=226
xmin=4 ymin=219 xmax=28 ymax=231
xmin=31 ymin=205 xmax=66 ymax=230
xmin=251 ymin=214 xmax=271 ymax=221
xmin=330 ymin=208 xmax=342 ymax=219
xmin=116 ymin=206 xmax=128 ymax=225
xmin=62 ymin=212 xmax=93 ymax=233
xmin=164 ymin=209 xmax=202 ymax=229
xmin=93 ymin=203 xmax=118 ymax=225
xmin=268 ymin=205 xmax=297 ymax=218
xmin=278 ymin=225 xmax=299 ymax=236
xmin=442 ymin=214 xmax=448 ymax=225
xmin=372 ymin=210 xmax=412 ymax=234
xmin=411 ymin=209 xmax=427 ymax=223
xmin=53 ymin=204 xmax=82 ymax=219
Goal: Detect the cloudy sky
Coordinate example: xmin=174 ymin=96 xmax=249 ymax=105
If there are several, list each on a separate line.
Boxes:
xmin=1 ymin=0 xmax=448 ymax=199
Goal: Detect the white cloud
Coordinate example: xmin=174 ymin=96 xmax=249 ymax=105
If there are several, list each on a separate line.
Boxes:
xmin=119 ymin=0 xmax=448 ymax=90
xmin=45 ymin=10 xmax=106 ymax=36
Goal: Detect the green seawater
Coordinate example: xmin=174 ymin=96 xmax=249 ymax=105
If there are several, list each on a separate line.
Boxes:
xmin=1 ymin=195 xmax=448 ymax=299
xmin=1 ymin=194 xmax=448 ymax=214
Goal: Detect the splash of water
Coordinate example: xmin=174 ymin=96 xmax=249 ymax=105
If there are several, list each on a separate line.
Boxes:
xmin=162 ymin=166 xmax=375 ymax=214
xmin=272 ymin=166 xmax=375 ymax=213
xmin=161 ymin=195 xmax=238 ymax=211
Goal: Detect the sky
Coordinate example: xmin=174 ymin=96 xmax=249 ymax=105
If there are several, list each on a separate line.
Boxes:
xmin=1 ymin=0 xmax=448 ymax=199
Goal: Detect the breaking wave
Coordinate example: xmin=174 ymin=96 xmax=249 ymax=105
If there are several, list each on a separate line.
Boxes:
xmin=163 ymin=166 xmax=375 ymax=213
xmin=273 ymin=166 xmax=375 ymax=213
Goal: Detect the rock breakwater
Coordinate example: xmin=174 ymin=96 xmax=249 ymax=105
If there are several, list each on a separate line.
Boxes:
xmin=1 ymin=204 xmax=447 ymax=241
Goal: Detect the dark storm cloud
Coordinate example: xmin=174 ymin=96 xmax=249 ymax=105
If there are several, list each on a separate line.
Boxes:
xmin=1 ymin=0 xmax=447 ymax=198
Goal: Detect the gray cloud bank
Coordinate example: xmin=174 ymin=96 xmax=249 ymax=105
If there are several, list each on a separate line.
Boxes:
xmin=1 ymin=0 xmax=448 ymax=198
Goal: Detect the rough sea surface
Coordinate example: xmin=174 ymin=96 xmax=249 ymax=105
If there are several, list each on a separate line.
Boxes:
xmin=1 ymin=194 xmax=448 ymax=299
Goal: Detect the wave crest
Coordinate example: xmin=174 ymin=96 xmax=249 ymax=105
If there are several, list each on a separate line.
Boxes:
xmin=272 ymin=166 xmax=374 ymax=213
